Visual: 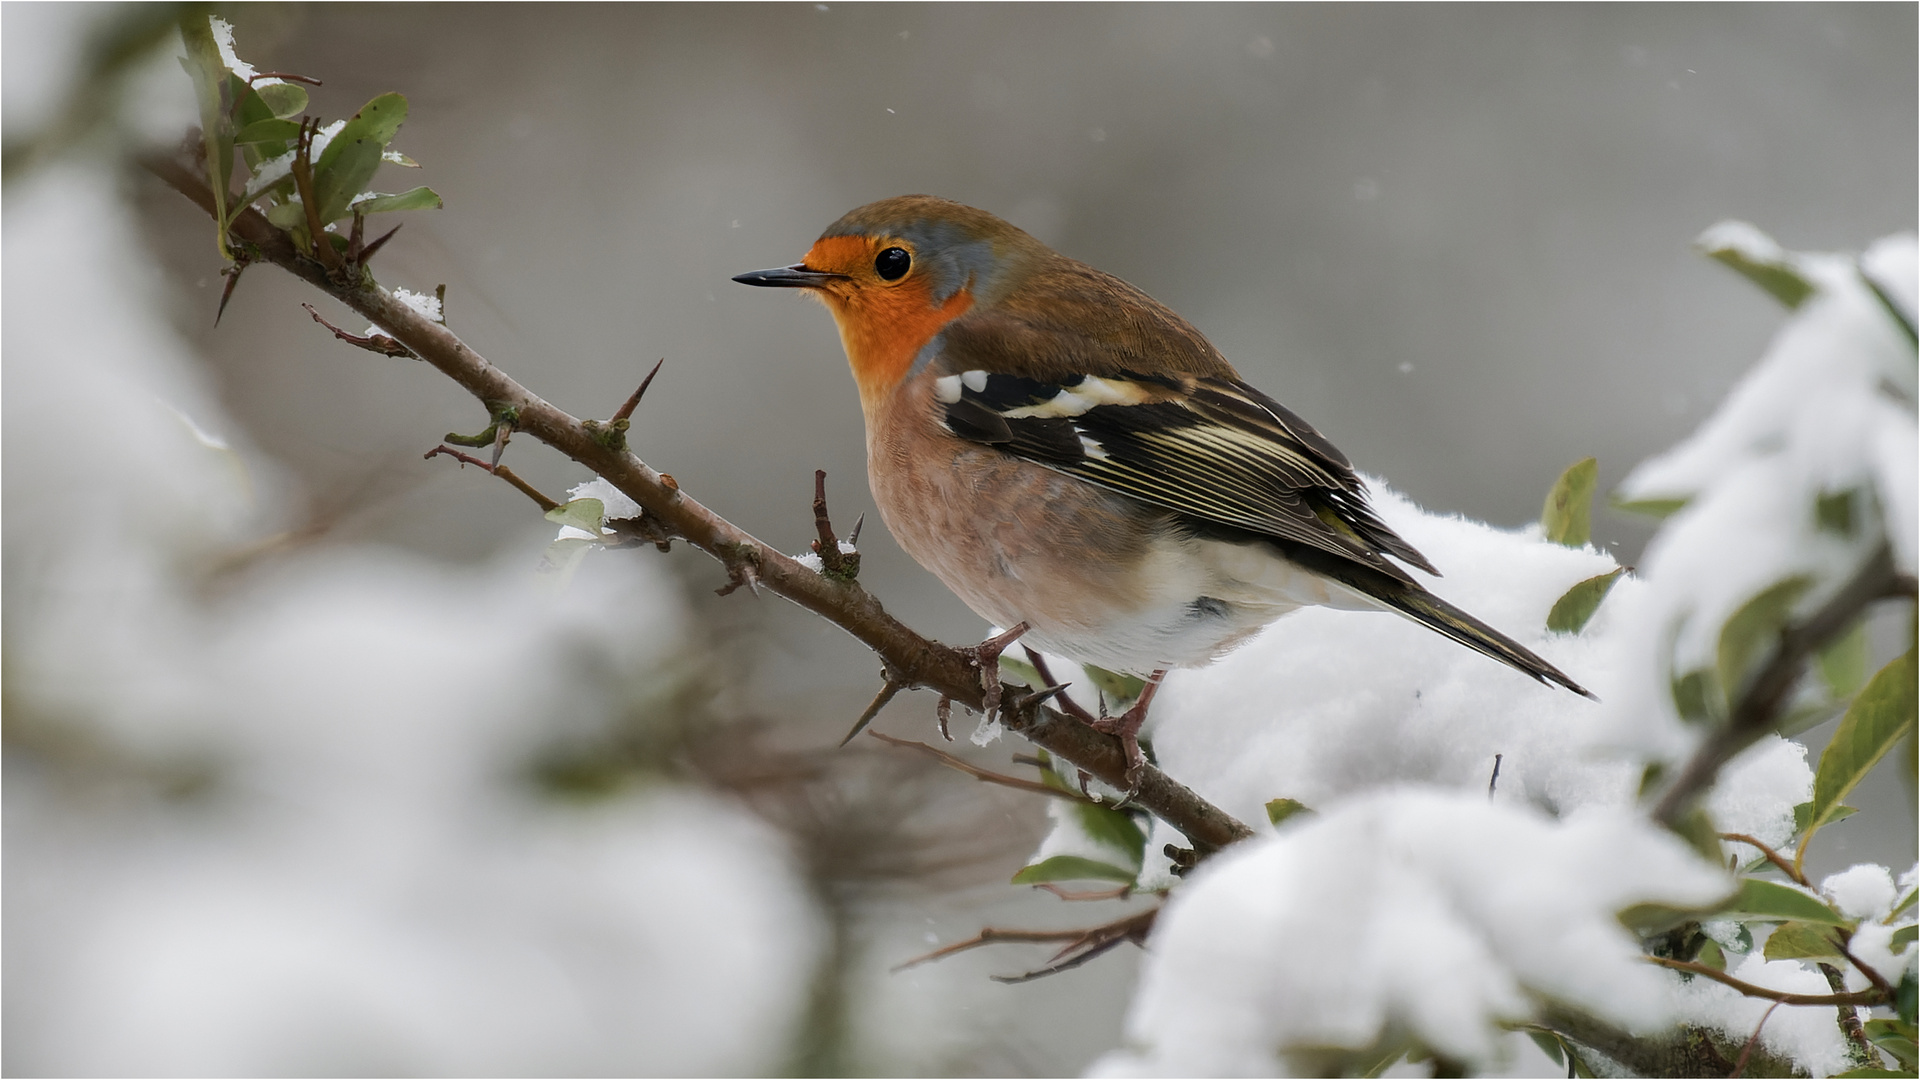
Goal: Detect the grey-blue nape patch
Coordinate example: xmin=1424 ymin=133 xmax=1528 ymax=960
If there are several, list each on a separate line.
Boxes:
xmin=906 ymin=333 xmax=947 ymax=381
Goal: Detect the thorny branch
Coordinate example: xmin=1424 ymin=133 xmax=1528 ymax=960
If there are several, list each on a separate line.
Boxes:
xmin=147 ymin=150 xmax=1258 ymax=857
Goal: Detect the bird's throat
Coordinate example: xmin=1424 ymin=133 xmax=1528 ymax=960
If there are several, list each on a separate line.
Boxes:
xmin=829 ymin=285 xmax=973 ymax=417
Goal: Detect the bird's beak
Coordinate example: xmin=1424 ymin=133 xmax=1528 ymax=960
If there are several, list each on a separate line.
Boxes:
xmin=731 ymin=263 xmax=847 ymax=288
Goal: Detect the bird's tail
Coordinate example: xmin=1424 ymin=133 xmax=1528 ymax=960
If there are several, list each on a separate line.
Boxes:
xmin=1374 ymin=583 xmax=1595 ymax=699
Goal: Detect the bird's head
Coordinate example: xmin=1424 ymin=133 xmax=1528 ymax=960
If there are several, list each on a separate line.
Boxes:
xmin=734 ymin=195 xmax=1044 ymax=412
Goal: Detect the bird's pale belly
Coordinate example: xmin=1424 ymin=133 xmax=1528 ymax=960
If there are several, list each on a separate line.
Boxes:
xmin=868 ymin=430 xmax=1375 ymax=674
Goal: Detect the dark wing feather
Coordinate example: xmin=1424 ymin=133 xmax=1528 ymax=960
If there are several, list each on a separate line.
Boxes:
xmin=934 ymin=367 xmax=1436 ymax=582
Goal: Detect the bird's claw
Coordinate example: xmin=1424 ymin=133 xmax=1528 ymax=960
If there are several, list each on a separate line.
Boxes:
xmin=960 ymin=622 xmax=1031 ymax=723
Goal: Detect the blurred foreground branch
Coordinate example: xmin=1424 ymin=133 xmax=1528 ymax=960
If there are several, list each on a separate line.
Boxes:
xmin=144 ymin=150 xmax=1256 ymax=856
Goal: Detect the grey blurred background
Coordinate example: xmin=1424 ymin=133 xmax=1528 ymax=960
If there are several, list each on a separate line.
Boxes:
xmin=9 ymin=3 xmax=1917 ymax=1075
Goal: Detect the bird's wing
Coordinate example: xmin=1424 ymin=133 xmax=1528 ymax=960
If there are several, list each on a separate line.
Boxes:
xmin=933 ymin=310 xmax=1438 ymax=581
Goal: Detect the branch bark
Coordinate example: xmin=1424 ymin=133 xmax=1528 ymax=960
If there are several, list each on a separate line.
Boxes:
xmin=146 ymin=151 xmax=1257 ymax=855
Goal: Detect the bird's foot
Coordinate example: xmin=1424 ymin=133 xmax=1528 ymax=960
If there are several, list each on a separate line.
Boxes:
xmin=1087 ymin=670 xmax=1166 ymax=795
xmin=959 ymin=622 xmax=1031 ymax=723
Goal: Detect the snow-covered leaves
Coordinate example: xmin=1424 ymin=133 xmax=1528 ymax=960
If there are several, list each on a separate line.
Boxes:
xmin=1097 ymin=794 xmax=1728 ymax=1076
xmin=177 ymin=15 xmax=439 ymax=257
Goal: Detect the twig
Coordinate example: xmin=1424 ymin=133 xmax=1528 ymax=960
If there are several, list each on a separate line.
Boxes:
xmin=811 ymin=470 xmax=853 ymax=578
xmin=302 ymin=302 xmax=412 ymax=357
xmin=1653 ymin=543 xmax=1903 ymax=828
xmin=1488 ymin=753 xmax=1503 ymax=800
xmin=1729 ymin=1001 xmax=1782 ymax=1079
xmin=1718 ymin=832 xmax=1807 ymax=887
xmin=422 ymin=445 xmax=559 ymax=512
xmin=867 ymin=731 xmax=1097 ymax=804
xmin=147 ymin=149 xmax=1259 ymax=856
xmin=892 ymin=908 xmax=1158 ymax=984
xmin=250 ymin=71 xmax=322 ymax=86
xmin=289 ymin=118 xmax=344 ymax=275
xmin=1646 ymin=956 xmax=1888 ymax=1007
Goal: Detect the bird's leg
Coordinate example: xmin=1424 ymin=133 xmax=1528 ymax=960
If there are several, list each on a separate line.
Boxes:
xmin=958 ymin=622 xmax=1030 ymax=723
xmin=1088 ymin=670 xmax=1166 ymax=791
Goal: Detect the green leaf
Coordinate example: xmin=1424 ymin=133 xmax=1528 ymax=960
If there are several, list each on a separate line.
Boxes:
xmin=1612 ymin=494 xmax=1689 ymax=519
xmin=1893 ymin=888 xmax=1917 ymax=918
xmin=1864 ymin=1018 xmax=1917 ymax=1071
xmin=544 ymin=498 xmax=607 ymax=536
xmin=1072 ymin=801 xmax=1146 ymax=869
xmin=1890 ymin=924 xmax=1916 ymax=951
xmin=1713 ymin=878 xmax=1850 ymax=926
xmin=1265 ymin=797 xmax=1315 ymax=827
xmin=996 ymin=653 xmax=1042 ymax=689
xmin=1792 ymin=800 xmax=1858 ymax=834
xmin=254 ymin=81 xmax=309 ymax=119
xmin=1526 ymin=1031 xmax=1565 ymax=1068
xmin=537 ymin=536 xmax=598 ymax=582
xmin=1898 ymin=968 xmax=1916 ymax=1025
xmin=1669 ymin=806 xmax=1723 ymax=862
xmin=1698 ymin=224 xmax=1817 ymax=309
xmin=1696 ymin=936 xmax=1727 ymax=971
xmin=1818 ymin=620 xmax=1872 ymax=699
xmin=1541 ymin=457 xmax=1598 ymax=547
xmin=1803 ymin=649 xmax=1918 ymax=853
xmin=234 ymin=117 xmax=302 ymax=145
xmin=1716 ymin=576 xmax=1813 ymax=703
xmin=1832 ymin=1070 xmax=1910 ymax=1078
xmin=1762 ymin=920 xmax=1846 ymax=961
xmin=1082 ymin=664 xmax=1146 ymax=707
xmin=1010 ymin=854 xmax=1137 ymax=886
xmin=351 ymin=186 xmax=443 ymax=215
xmin=265 ymin=200 xmax=306 ymax=230
xmin=177 ymin=17 xmax=233 ymax=257
xmin=1671 ymin=668 xmax=1715 ymax=724
xmin=1547 ymin=567 xmax=1626 ymax=634
xmin=1816 ymin=489 xmax=1861 ymax=537
xmin=311 ymin=92 xmax=409 ymax=224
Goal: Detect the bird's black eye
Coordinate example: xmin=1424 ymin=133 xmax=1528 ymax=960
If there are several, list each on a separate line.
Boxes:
xmin=874 ymin=247 xmax=911 ymax=281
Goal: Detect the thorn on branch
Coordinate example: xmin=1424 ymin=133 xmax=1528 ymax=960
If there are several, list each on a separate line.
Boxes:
xmin=841 ymin=670 xmax=904 ymax=746
xmin=423 ymin=444 xmax=559 ymax=512
xmin=250 ymin=71 xmax=322 ymax=86
xmin=216 ymin=250 xmax=254 ymax=325
xmin=936 ymin=694 xmax=953 ymax=741
xmin=1488 ymin=753 xmax=1503 ymax=800
xmin=614 ymin=359 xmax=665 ymax=423
xmin=810 ymin=470 xmax=861 ymax=582
xmin=1729 ymin=1001 xmax=1784 ymax=1080
xmin=290 ymin=117 xmax=345 ymax=275
xmin=301 ymin=302 xmax=413 ymax=357
xmin=713 ymin=541 xmax=761 ymax=596
xmin=847 ymin=513 xmax=865 ymax=546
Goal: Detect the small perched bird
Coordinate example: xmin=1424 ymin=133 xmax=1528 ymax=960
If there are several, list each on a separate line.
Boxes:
xmin=736 ymin=196 xmax=1590 ymax=776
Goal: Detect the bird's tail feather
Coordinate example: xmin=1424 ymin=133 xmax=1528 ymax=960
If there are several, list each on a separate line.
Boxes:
xmin=1375 ymin=584 xmax=1595 ymax=699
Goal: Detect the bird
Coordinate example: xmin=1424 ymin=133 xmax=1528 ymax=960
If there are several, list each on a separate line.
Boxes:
xmin=734 ymin=195 xmax=1591 ymax=780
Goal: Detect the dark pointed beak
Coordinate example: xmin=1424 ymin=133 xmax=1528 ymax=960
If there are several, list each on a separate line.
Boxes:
xmin=731 ymin=263 xmax=846 ymax=288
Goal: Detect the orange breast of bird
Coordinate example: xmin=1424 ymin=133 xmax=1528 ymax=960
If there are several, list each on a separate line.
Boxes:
xmin=803 ymin=236 xmax=974 ymax=415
